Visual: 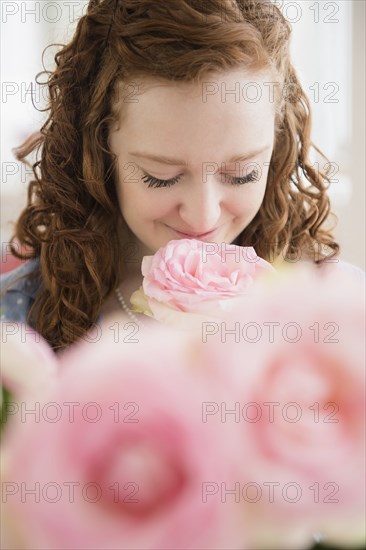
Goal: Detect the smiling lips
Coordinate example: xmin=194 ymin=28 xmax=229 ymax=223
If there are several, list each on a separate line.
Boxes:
xmin=168 ymin=225 xmax=220 ymax=239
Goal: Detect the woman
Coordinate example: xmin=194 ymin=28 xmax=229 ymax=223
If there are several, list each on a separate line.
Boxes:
xmin=0 ymin=0 xmax=362 ymax=351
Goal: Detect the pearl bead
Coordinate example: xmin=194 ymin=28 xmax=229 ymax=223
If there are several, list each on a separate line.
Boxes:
xmin=115 ymin=287 xmax=145 ymax=329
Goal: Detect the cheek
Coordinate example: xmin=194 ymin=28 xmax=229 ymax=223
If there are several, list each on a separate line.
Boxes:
xmin=141 ymin=196 xmax=175 ymax=221
xmin=116 ymin=161 xmax=175 ymax=219
xmin=119 ymin=180 xmax=176 ymax=221
xmin=230 ymin=183 xmax=267 ymax=219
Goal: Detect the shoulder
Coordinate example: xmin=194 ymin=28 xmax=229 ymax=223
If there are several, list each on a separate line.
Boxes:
xmin=0 ymin=257 xmax=42 ymax=325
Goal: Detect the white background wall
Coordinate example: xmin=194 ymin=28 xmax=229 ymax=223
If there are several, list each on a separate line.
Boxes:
xmin=1 ymin=1 xmax=365 ymax=268
xmin=283 ymin=0 xmax=365 ymax=269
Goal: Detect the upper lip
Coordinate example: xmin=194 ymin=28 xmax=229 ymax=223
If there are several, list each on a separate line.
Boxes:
xmin=169 ymin=226 xmax=219 ymax=237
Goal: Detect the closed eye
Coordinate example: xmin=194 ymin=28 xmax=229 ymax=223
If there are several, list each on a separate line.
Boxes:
xmin=223 ymin=169 xmax=260 ymax=185
xmin=141 ymin=173 xmax=181 ymax=188
xmin=141 ymin=168 xmax=260 ymax=188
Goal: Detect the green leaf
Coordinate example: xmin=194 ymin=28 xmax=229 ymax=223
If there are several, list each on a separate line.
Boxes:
xmin=0 ymin=387 xmax=14 ymax=430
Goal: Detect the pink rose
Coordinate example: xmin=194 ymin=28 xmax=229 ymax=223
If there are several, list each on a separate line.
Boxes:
xmin=2 ymin=321 xmax=245 ymax=550
xmin=1 ymin=324 xmax=58 ymax=547
xmin=202 ymin=264 xmax=365 ymax=548
xmin=130 ymin=239 xmax=275 ymax=329
xmin=0 ymin=322 xmax=57 ymax=405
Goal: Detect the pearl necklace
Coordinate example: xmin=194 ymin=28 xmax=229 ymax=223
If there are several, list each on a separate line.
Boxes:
xmin=115 ymin=286 xmax=145 ymax=328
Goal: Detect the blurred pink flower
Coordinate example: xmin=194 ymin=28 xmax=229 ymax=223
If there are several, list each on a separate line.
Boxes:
xmin=203 ymin=264 xmax=365 ymax=547
xmin=1 ymin=324 xmax=58 ymax=548
xmin=0 ymin=323 xmax=57 ymax=404
xmin=130 ymin=239 xmax=275 ymax=329
xmin=2 ymin=323 xmax=245 ymax=550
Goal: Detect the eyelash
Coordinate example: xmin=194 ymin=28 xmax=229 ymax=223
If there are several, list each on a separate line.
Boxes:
xmin=141 ymin=169 xmax=260 ymax=188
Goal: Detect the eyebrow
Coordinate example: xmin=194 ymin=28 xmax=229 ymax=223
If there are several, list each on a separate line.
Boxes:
xmin=128 ymin=145 xmax=271 ymax=166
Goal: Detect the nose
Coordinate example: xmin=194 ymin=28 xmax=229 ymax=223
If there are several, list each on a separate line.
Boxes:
xmin=177 ymin=177 xmax=222 ymax=233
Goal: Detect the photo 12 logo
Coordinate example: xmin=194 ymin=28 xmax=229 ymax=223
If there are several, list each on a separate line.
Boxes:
xmin=201 ymin=320 xmax=339 ymax=344
xmin=2 ymin=400 xmax=140 ymax=425
xmin=201 ymin=481 xmax=339 ymax=504
xmin=1 ymin=2 xmax=87 ymax=24
xmin=2 ymin=480 xmax=140 ymax=504
xmin=201 ymin=401 xmax=339 ymax=424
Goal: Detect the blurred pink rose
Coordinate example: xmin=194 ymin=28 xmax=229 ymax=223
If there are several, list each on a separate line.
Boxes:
xmin=2 ymin=323 xmax=245 ymax=550
xmin=130 ymin=239 xmax=275 ymax=329
xmin=1 ymin=324 xmax=58 ymax=548
xmin=203 ymin=264 xmax=365 ymax=548
xmin=0 ymin=322 xmax=57 ymax=404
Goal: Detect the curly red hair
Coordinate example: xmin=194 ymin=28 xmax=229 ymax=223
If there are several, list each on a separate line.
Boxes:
xmin=8 ymin=0 xmax=339 ymax=349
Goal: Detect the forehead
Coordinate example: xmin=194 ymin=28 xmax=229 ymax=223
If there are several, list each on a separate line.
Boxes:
xmin=110 ymin=69 xmax=276 ymax=162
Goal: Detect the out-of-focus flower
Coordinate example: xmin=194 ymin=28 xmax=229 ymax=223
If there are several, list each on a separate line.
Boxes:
xmin=202 ymin=264 xmax=366 ymax=548
xmin=1 ymin=324 xmax=58 ymax=548
xmin=0 ymin=323 xmax=58 ymax=407
xmin=2 ymin=322 xmax=245 ymax=550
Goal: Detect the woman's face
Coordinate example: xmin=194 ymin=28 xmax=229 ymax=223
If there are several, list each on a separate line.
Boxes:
xmin=109 ymin=69 xmax=276 ymax=257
